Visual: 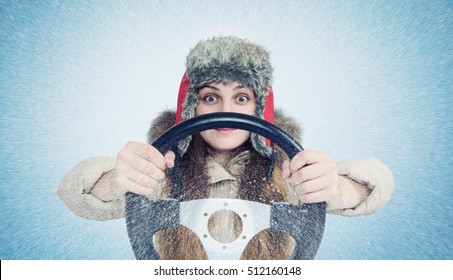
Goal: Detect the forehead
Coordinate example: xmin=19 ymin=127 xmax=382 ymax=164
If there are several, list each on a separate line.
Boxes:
xmin=199 ymin=81 xmax=254 ymax=93
xmin=206 ymin=80 xmax=243 ymax=87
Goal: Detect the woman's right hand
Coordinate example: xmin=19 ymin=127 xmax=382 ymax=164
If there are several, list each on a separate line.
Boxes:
xmin=108 ymin=141 xmax=175 ymax=198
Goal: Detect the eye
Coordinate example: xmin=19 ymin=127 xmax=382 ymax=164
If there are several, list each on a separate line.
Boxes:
xmin=202 ymin=94 xmax=218 ymax=103
xmin=236 ymin=95 xmax=250 ymax=103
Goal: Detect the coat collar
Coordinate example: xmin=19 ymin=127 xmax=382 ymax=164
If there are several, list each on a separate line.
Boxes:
xmin=205 ymin=150 xmax=251 ymax=185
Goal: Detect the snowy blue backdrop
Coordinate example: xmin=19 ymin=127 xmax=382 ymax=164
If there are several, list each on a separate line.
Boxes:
xmin=1 ymin=0 xmax=451 ymax=259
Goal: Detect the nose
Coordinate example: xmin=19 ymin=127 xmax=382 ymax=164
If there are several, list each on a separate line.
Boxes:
xmin=220 ymin=101 xmax=232 ymax=112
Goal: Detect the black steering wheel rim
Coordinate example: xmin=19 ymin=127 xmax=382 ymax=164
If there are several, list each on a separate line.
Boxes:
xmin=125 ymin=112 xmax=326 ymax=260
xmin=152 ymin=112 xmax=303 ymax=158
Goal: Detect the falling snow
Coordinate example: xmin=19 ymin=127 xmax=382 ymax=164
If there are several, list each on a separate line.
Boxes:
xmin=0 ymin=0 xmax=451 ymax=260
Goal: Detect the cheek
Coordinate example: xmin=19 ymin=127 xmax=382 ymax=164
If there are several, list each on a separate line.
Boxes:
xmin=195 ymin=102 xmax=256 ymax=116
xmin=195 ymin=104 xmax=213 ymax=116
xmin=199 ymin=130 xmax=208 ymax=141
xmin=241 ymin=104 xmax=256 ymax=116
xmin=195 ymin=105 xmax=202 ymax=116
xmin=240 ymin=130 xmax=252 ymax=140
xmin=244 ymin=99 xmax=256 ymax=115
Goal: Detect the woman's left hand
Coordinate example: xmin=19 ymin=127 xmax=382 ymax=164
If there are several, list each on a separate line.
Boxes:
xmin=282 ymin=150 xmax=338 ymax=204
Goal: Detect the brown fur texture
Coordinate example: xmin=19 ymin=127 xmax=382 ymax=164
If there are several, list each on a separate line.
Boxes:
xmin=147 ymin=109 xmax=302 ymax=259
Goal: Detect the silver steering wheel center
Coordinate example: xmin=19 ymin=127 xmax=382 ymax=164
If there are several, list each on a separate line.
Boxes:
xmin=180 ymin=198 xmax=271 ymax=260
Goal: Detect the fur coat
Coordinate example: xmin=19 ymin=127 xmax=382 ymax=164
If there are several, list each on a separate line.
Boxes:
xmin=148 ymin=109 xmax=301 ymax=259
xmin=57 ymin=109 xmax=395 ymax=259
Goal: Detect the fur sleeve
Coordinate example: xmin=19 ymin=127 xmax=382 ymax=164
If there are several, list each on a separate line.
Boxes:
xmin=328 ymin=157 xmax=395 ymax=216
xmin=57 ymin=156 xmax=124 ymax=220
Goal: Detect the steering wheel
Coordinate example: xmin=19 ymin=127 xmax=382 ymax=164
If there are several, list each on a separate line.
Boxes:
xmin=125 ymin=112 xmax=326 ymax=260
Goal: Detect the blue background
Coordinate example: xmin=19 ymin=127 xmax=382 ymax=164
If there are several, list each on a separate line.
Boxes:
xmin=1 ymin=0 xmax=451 ymax=259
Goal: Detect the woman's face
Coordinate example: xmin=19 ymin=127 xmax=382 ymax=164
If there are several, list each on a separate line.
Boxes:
xmin=195 ymin=81 xmax=255 ymax=152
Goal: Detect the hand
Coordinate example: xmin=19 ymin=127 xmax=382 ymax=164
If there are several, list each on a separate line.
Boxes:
xmin=111 ymin=141 xmax=175 ymax=197
xmin=282 ymin=150 xmax=338 ymax=204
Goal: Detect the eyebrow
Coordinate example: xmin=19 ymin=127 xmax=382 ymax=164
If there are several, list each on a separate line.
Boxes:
xmin=199 ymin=85 xmax=220 ymax=91
xmin=199 ymin=84 xmax=247 ymax=91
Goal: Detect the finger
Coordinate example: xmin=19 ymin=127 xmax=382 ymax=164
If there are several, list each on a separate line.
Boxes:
xmin=281 ymin=160 xmax=290 ymax=179
xmin=124 ymin=166 xmax=163 ymax=189
xmin=164 ymin=151 xmax=176 ymax=169
xmin=289 ymin=152 xmax=307 ymax=173
xmin=294 ymin=177 xmax=338 ymax=203
xmin=124 ymin=141 xmax=166 ymax=170
xmin=299 ymin=189 xmax=331 ymax=204
xmin=118 ymin=149 xmax=166 ymax=181
xmin=115 ymin=176 xmax=157 ymax=196
xmin=133 ymin=160 xmax=166 ymax=182
xmin=293 ymin=176 xmax=330 ymax=195
xmin=289 ymin=150 xmax=331 ymax=173
xmin=295 ymin=161 xmax=337 ymax=183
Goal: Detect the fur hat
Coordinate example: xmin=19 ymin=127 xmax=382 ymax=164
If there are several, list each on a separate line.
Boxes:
xmin=175 ymin=36 xmax=275 ymax=158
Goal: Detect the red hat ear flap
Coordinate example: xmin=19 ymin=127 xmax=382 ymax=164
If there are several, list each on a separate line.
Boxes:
xmin=263 ymin=86 xmax=275 ymax=124
xmin=263 ymin=87 xmax=275 ymax=146
xmin=175 ymin=72 xmax=190 ymax=124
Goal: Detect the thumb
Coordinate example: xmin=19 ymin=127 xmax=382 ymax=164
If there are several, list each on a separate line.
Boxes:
xmin=282 ymin=159 xmax=291 ymax=179
xmin=164 ymin=150 xmax=176 ymax=169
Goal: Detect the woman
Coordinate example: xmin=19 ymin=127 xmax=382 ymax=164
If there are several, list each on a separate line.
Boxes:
xmin=58 ymin=36 xmax=394 ymax=259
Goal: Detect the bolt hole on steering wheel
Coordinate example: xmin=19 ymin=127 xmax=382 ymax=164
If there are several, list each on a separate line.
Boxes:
xmin=125 ymin=112 xmax=326 ymax=260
